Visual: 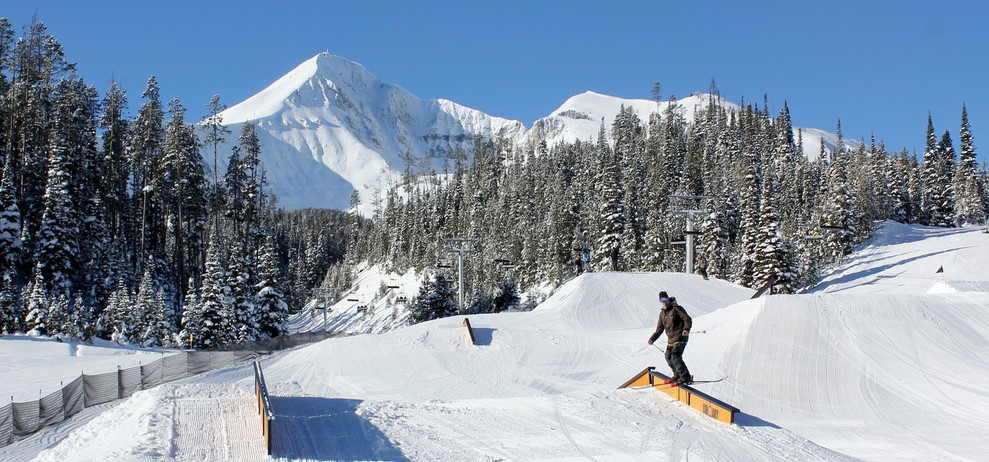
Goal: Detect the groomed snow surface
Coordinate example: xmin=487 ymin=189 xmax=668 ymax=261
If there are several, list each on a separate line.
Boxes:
xmin=3 ymin=221 xmax=989 ymax=461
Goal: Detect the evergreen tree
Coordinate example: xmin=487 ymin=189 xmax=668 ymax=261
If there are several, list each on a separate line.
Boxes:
xmin=256 ymin=236 xmax=288 ymax=339
xmin=954 ymin=104 xmax=984 ymax=225
xmin=36 ymin=89 xmax=83 ymax=298
xmin=753 ymin=174 xmax=798 ymax=294
xmin=128 ymin=76 xmax=166 ymax=275
xmin=162 ymin=98 xmax=208 ymax=306
xmin=409 ymin=273 xmax=458 ymax=324
xmin=593 ymin=124 xmax=625 ymax=271
xmin=0 ymin=155 xmax=22 ymax=276
xmin=491 ymin=278 xmax=521 ymax=312
xmin=929 ymin=130 xmax=956 ymax=227
xmin=181 ymin=236 xmax=232 ymax=348
xmin=736 ymin=147 xmax=761 ymax=287
xmin=46 ymin=293 xmax=70 ymax=338
xmin=822 ymin=127 xmax=857 ymax=261
xmin=228 ymin=242 xmax=258 ymax=343
xmin=97 ymin=82 xmax=130 ymax=239
xmin=23 ymin=267 xmax=49 ymax=336
xmin=0 ymin=272 xmax=23 ymax=334
xmin=920 ymin=114 xmax=939 ymax=225
xmin=98 ymin=278 xmax=134 ymax=340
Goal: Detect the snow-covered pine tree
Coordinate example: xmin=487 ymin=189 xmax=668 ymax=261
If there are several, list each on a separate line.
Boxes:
xmin=98 ymin=278 xmax=134 ymax=340
xmin=821 ymin=123 xmax=857 ymax=261
xmin=162 ymin=98 xmax=208 ymax=308
xmin=228 ymin=242 xmax=259 ymax=343
xmin=954 ymin=104 xmax=985 ymax=225
xmin=0 ymin=272 xmax=23 ymax=334
xmin=4 ymin=21 xmax=73 ymax=240
xmin=46 ymin=294 xmax=70 ymax=339
xmin=201 ymin=95 xmax=230 ymax=210
xmin=753 ymin=173 xmax=798 ymax=294
xmin=735 ymin=145 xmax=761 ymax=287
xmin=409 ymin=273 xmax=458 ymax=324
xmin=255 ymin=236 xmax=288 ymax=340
xmin=0 ymin=155 xmax=22 ymax=277
xmin=143 ymin=289 xmax=173 ymax=347
xmin=97 ymin=82 xmax=131 ymax=240
xmin=69 ymin=294 xmax=94 ymax=341
xmin=133 ymin=266 xmax=173 ymax=346
xmin=927 ymin=130 xmax=957 ymax=227
xmin=593 ymin=122 xmax=625 ymax=271
xmin=23 ymin=267 xmax=49 ymax=336
xmin=182 ymin=236 xmax=232 ymax=348
xmin=36 ymin=88 xmax=83 ymax=299
xmin=920 ymin=115 xmax=939 ymax=225
xmin=129 ymin=77 xmax=166 ymax=275
xmin=612 ymin=106 xmax=645 ymax=270
xmin=492 ymin=278 xmax=521 ymax=312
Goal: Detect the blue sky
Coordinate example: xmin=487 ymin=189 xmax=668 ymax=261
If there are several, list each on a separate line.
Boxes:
xmin=5 ymin=1 xmax=988 ymax=160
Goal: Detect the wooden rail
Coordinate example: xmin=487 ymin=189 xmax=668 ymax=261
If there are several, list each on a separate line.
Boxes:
xmin=253 ymin=360 xmax=274 ymax=455
xmin=620 ymin=366 xmax=739 ymax=424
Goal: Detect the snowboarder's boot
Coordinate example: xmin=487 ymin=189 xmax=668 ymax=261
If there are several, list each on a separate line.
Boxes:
xmin=676 ymin=375 xmax=693 ymax=386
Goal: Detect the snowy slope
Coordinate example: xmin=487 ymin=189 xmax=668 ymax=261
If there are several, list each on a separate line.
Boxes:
xmin=217 ymin=53 xmax=848 ymax=211
xmin=8 ymin=222 xmax=989 ymax=461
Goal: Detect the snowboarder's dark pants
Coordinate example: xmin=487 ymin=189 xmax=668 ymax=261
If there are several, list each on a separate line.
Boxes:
xmin=665 ymin=341 xmax=690 ymax=380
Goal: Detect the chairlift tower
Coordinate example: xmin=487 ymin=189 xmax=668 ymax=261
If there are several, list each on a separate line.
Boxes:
xmin=313 ymin=287 xmax=336 ymax=333
xmin=445 ymin=238 xmax=478 ymax=312
xmin=670 ymin=195 xmax=712 ymax=275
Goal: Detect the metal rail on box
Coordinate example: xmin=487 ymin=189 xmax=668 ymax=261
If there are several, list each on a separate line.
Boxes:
xmin=620 ymin=366 xmax=739 ymax=424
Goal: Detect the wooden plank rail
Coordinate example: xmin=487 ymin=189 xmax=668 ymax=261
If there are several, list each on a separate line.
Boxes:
xmin=619 ymin=366 xmax=739 ymax=424
xmin=253 ymin=360 xmax=274 ymax=455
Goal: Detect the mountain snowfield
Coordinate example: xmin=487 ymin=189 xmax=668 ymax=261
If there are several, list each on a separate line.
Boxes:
xmin=2 ymin=221 xmax=988 ymax=461
xmin=217 ymin=52 xmax=846 ymax=211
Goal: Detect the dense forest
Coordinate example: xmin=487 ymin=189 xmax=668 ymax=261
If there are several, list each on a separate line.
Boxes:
xmin=352 ymin=94 xmax=985 ymax=323
xmin=0 ymin=20 xmax=358 ymax=346
xmin=0 ymin=18 xmax=984 ymax=342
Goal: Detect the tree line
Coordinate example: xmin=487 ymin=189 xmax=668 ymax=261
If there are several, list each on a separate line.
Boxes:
xmin=350 ymin=93 xmax=984 ymax=323
xmin=0 ymin=19 xmax=356 ymax=347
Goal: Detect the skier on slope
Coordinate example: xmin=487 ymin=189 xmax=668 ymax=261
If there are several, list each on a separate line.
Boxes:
xmin=647 ymin=291 xmax=693 ymax=385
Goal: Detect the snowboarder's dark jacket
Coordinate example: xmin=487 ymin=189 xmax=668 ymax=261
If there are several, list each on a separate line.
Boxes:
xmin=649 ymin=299 xmax=692 ymax=345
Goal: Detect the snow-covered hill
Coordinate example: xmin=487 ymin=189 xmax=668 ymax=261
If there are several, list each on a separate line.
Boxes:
xmin=218 ymin=52 xmax=848 ymax=211
xmin=7 ymin=222 xmax=989 ymax=461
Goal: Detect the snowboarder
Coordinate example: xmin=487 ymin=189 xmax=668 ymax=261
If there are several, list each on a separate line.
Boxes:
xmin=574 ymin=255 xmax=584 ymax=274
xmin=647 ymin=291 xmax=693 ymax=385
xmin=696 ymin=256 xmax=709 ymax=280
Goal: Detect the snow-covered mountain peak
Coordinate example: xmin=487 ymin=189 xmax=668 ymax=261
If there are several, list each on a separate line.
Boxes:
xmin=214 ymin=53 xmax=847 ymax=210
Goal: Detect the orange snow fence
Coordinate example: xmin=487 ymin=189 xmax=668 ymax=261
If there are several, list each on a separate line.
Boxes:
xmin=620 ymin=366 xmax=739 ymax=424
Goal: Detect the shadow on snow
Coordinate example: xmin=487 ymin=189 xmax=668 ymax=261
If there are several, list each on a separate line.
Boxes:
xmin=270 ymin=396 xmax=409 ymax=461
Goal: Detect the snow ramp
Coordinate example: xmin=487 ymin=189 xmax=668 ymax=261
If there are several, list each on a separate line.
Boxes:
xmin=688 ymin=292 xmax=989 ymax=461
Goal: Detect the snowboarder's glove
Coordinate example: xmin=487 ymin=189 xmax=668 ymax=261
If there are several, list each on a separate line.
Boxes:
xmin=681 ymin=330 xmax=689 ymax=341
xmin=647 ymin=332 xmax=659 ymax=345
